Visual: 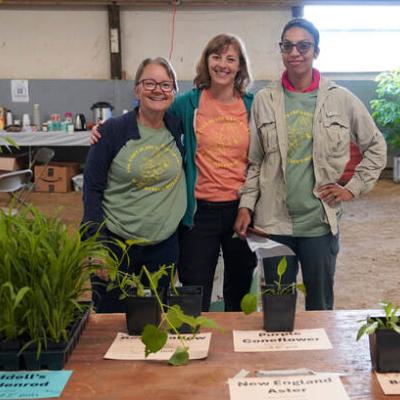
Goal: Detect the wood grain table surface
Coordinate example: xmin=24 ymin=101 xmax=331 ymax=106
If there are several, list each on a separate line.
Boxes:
xmin=60 ymin=310 xmax=397 ymax=400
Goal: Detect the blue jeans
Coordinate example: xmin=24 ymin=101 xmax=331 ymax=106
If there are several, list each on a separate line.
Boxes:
xmin=178 ymin=200 xmax=256 ymax=311
xmin=91 ymin=228 xmax=179 ymax=313
xmin=262 ymin=233 xmax=339 ymax=310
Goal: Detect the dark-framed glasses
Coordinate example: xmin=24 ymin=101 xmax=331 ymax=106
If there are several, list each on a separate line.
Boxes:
xmin=137 ymin=79 xmax=174 ymax=92
xmin=279 ymin=40 xmax=314 ymax=54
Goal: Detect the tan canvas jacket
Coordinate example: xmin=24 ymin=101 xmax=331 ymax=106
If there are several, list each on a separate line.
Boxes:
xmin=239 ymin=78 xmax=387 ymax=235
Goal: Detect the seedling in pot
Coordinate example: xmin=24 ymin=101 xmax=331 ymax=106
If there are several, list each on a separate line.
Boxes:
xmin=356 ymin=301 xmax=400 ymax=340
xmin=240 ymin=257 xmax=306 ymax=315
xmin=357 ymin=301 xmax=400 ymax=372
xmin=109 ymin=263 xmax=221 ymax=366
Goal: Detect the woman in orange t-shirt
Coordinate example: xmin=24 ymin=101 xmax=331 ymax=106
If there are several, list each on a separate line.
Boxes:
xmin=170 ymin=34 xmax=256 ymax=311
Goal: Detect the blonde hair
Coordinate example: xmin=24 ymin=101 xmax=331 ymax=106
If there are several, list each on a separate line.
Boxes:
xmin=194 ymin=34 xmax=252 ymax=95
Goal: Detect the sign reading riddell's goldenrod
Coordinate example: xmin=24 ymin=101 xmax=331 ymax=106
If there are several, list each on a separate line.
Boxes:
xmin=229 ymin=374 xmax=350 ymax=400
xmin=233 ymin=329 xmax=332 ymax=352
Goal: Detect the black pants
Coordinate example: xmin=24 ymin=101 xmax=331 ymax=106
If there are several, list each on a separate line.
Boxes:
xmin=178 ymin=200 xmax=256 ymax=311
xmin=91 ymin=229 xmax=179 ymax=313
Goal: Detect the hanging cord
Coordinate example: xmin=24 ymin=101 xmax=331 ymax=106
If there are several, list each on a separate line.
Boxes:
xmin=168 ymin=0 xmax=178 ymax=61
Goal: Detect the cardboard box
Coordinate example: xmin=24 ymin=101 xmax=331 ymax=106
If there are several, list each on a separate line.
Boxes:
xmin=0 ymin=156 xmax=19 ymax=172
xmin=34 ymin=162 xmax=80 ymax=193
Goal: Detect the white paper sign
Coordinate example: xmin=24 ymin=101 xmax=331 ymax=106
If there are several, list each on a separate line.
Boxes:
xmin=375 ymin=372 xmax=400 ymax=395
xmin=233 ymin=329 xmax=332 ymax=352
xmin=104 ymin=332 xmax=211 ymax=360
xmin=11 ymin=80 xmax=30 ymax=102
xmin=229 ymin=374 xmax=350 ymax=400
xmin=246 ymin=234 xmax=295 ymax=259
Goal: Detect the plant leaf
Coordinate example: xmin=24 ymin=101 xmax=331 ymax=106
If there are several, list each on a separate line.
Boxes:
xmin=166 ymin=305 xmax=184 ymax=329
xmin=240 ymin=293 xmax=257 ymax=315
xmin=277 ymin=257 xmax=287 ymax=279
xmin=195 ymin=316 xmax=222 ymax=331
xmin=296 ymin=283 xmax=306 ymax=295
xmin=168 ymin=346 xmax=189 ymax=366
xmin=356 ymin=324 xmax=368 ymax=341
xmin=141 ymin=324 xmax=167 ymax=357
xmin=388 ymin=321 xmax=400 ymax=334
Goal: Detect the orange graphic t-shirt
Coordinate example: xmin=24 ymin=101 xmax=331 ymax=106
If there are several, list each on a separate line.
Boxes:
xmin=195 ymin=89 xmax=250 ymax=201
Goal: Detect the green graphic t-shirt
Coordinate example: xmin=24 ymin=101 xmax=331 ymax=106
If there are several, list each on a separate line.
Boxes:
xmin=103 ymin=123 xmax=186 ymax=244
xmin=285 ymin=89 xmax=330 ymax=237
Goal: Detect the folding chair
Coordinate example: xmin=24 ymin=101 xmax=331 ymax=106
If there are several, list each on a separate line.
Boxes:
xmin=17 ymin=147 xmax=55 ymax=205
xmin=0 ymin=169 xmax=33 ymax=215
xmin=29 ymin=147 xmax=55 ymax=171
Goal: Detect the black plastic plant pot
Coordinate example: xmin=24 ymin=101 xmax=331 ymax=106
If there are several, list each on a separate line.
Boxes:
xmin=22 ymin=304 xmax=91 ymax=370
xmin=0 ymin=340 xmax=21 ymax=371
xmin=261 ymin=285 xmax=297 ymax=332
xmin=168 ymin=286 xmax=203 ymax=333
xmin=369 ymin=323 xmax=400 ymax=372
xmin=125 ymin=294 xmax=162 ymax=336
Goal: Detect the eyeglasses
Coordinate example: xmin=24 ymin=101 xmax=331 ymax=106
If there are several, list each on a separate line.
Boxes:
xmin=279 ymin=40 xmax=314 ymax=55
xmin=137 ymin=79 xmax=174 ymax=92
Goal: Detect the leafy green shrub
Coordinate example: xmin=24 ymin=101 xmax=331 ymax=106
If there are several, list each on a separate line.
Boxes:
xmin=370 ymin=68 xmax=400 ymax=150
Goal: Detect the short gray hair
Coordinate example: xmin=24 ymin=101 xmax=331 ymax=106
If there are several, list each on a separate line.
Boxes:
xmin=134 ymin=57 xmax=178 ymax=92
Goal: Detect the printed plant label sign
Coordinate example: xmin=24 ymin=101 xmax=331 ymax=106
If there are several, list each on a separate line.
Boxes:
xmin=233 ymin=329 xmax=332 ymax=352
xmin=229 ymin=374 xmax=350 ymax=400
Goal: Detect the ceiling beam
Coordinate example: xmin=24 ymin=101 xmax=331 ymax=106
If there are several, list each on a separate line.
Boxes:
xmin=1 ymin=0 xmax=399 ymax=6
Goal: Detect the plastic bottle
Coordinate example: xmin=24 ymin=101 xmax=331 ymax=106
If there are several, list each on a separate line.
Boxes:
xmin=22 ymin=114 xmax=31 ymax=132
xmin=32 ymin=104 xmax=41 ymax=130
xmin=64 ymin=112 xmax=74 ymax=133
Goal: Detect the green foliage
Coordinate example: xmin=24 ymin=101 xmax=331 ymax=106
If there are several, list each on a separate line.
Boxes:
xmin=370 ymin=68 xmax=400 ymax=150
xmin=0 ymin=136 xmax=18 ymax=153
xmin=241 ymin=293 xmax=258 ymax=316
xmin=141 ymin=324 xmax=168 ymax=357
xmin=0 ymin=205 xmax=121 ymax=356
xmin=111 ymin=264 xmax=221 ymax=366
xmin=169 ymin=346 xmax=189 ymax=366
xmin=356 ymin=301 xmax=400 ymax=341
xmin=240 ymin=257 xmax=306 ymax=315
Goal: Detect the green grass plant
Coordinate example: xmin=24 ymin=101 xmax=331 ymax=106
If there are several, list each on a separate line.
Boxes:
xmin=0 ymin=205 xmax=121 ymax=356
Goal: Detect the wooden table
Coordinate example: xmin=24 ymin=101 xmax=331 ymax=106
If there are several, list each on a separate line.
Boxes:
xmin=61 ymin=310 xmax=397 ymax=400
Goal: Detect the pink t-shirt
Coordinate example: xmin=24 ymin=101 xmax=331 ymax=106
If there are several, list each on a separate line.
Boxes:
xmin=195 ymin=89 xmax=250 ymax=201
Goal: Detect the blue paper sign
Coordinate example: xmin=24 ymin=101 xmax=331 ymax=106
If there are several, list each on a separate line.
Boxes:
xmin=0 ymin=371 xmax=72 ymax=399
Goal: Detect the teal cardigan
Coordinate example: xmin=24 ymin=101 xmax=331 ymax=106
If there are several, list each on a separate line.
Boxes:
xmin=169 ymin=88 xmax=254 ymax=227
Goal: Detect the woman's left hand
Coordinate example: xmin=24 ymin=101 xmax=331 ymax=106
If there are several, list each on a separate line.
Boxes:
xmin=318 ymin=183 xmax=354 ymax=207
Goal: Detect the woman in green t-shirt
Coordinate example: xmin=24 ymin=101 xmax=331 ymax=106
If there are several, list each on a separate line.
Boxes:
xmin=83 ymin=57 xmax=186 ymax=313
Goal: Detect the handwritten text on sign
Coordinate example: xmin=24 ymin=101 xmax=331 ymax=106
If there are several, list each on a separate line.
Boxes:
xmin=104 ymin=332 xmax=211 ymax=360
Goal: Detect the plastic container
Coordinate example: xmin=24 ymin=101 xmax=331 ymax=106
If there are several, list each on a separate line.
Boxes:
xmin=32 ymin=104 xmax=41 ymax=129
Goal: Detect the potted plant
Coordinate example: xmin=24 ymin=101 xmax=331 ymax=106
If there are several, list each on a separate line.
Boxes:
xmin=241 ymin=257 xmax=305 ymax=331
xmin=0 ymin=205 xmax=120 ymax=370
xmin=168 ymin=284 xmax=203 ymax=333
xmin=111 ymin=264 xmax=218 ymax=366
xmin=370 ymin=67 xmax=400 ymax=182
xmin=356 ymin=301 xmax=400 ymax=372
